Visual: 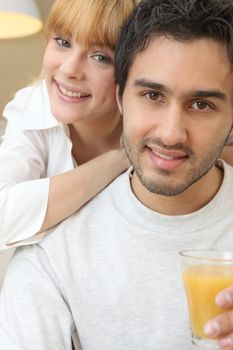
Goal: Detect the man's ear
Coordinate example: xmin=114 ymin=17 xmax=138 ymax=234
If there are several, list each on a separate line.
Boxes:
xmin=116 ymin=85 xmax=123 ymax=115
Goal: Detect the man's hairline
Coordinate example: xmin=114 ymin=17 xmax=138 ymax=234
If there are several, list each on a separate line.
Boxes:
xmin=118 ymin=34 xmax=232 ymax=99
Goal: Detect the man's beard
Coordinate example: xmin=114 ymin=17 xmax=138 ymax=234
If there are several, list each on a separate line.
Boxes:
xmin=122 ymin=133 xmax=228 ymax=197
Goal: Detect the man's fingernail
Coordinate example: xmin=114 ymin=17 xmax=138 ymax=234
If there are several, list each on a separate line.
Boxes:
xmin=203 ymin=321 xmax=219 ymax=337
xmin=216 ymin=293 xmax=232 ymax=308
xmin=219 ymin=336 xmax=233 ymax=348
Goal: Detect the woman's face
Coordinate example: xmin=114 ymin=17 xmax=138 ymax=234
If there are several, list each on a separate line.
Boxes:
xmin=43 ymin=34 xmax=119 ymax=125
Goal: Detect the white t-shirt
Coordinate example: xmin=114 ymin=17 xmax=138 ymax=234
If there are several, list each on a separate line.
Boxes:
xmin=1 ymin=161 xmax=233 ymax=349
xmin=0 ymin=81 xmax=75 ymax=250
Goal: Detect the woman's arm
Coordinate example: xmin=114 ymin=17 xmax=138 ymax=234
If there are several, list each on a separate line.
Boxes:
xmin=0 ymin=83 xmax=129 ymax=249
xmin=0 ymin=125 xmax=128 ymax=248
xmin=0 ymin=125 xmax=49 ymax=249
xmin=39 ymin=148 xmax=129 ymax=232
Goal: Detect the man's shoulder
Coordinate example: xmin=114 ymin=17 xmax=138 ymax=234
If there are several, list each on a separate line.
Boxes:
xmin=1 ymin=244 xmax=51 ymax=289
xmin=40 ymin=170 xmax=130 ymax=249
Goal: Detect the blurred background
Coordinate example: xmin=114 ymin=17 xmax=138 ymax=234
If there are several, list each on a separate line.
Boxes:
xmin=0 ymin=0 xmax=54 ymax=286
xmin=0 ymin=0 xmax=54 ymax=125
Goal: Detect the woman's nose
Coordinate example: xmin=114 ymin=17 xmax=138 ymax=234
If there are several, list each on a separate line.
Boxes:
xmin=60 ymin=50 xmax=85 ymax=80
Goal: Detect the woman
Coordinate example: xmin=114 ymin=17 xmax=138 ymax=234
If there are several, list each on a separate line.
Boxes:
xmin=0 ymin=0 xmax=140 ymax=250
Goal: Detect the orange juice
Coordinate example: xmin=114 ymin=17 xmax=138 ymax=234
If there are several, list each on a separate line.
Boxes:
xmin=183 ymin=264 xmax=233 ymax=338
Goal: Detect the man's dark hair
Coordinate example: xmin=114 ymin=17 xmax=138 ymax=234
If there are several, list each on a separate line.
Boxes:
xmin=115 ymin=0 xmax=233 ymax=97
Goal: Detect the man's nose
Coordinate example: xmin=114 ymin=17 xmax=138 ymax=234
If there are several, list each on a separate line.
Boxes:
xmin=156 ymin=104 xmax=187 ymax=146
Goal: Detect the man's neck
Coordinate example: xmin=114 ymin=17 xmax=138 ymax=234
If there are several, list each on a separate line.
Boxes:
xmin=130 ymin=165 xmax=224 ymax=216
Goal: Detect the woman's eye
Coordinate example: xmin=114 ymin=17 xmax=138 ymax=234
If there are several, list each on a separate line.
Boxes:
xmin=92 ymin=54 xmax=113 ymax=64
xmin=54 ymin=37 xmax=71 ymax=48
xmin=192 ymin=100 xmax=212 ymax=111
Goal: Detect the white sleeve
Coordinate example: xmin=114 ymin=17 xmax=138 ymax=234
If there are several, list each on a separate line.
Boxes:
xmin=0 ymin=245 xmax=75 ymax=350
xmin=0 ymin=121 xmax=49 ymax=250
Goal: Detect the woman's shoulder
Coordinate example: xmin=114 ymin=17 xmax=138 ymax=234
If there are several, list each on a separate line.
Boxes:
xmin=3 ymin=82 xmax=42 ymax=119
xmin=2 ymin=80 xmax=57 ymax=130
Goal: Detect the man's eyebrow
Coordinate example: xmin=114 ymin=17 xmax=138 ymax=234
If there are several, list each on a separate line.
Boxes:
xmin=190 ymin=90 xmax=226 ymax=100
xmin=133 ymin=79 xmax=169 ymax=93
xmin=134 ymin=79 xmax=227 ymax=101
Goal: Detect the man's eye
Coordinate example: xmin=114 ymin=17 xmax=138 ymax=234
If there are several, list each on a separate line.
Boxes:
xmin=91 ymin=54 xmax=113 ymax=64
xmin=54 ymin=37 xmax=71 ymax=48
xmin=192 ymin=100 xmax=212 ymax=111
xmin=143 ymin=92 xmax=162 ymax=101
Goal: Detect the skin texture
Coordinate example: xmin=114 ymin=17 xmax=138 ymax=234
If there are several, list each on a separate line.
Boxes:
xmin=43 ymin=36 xmax=123 ymax=162
xmin=118 ymin=36 xmax=233 ymax=215
xmin=117 ymin=35 xmax=233 ymax=348
xmin=43 ymin=37 xmax=119 ymax=129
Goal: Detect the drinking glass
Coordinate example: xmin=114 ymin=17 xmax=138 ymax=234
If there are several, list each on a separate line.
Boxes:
xmin=180 ymin=250 xmax=233 ymax=349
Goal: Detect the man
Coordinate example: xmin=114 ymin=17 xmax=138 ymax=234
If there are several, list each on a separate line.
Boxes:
xmin=1 ymin=0 xmax=233 ymax=349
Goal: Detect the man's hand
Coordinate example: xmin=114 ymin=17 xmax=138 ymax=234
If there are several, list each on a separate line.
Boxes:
xmin=204 ymin=287 xmax=233 ymax=349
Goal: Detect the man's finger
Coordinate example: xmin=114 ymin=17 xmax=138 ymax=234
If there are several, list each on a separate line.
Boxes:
xmin=216 ymin=287 xmax=233 ymax=308
xmin=218 ymin=334 xmax=233 ymax=350
xmin=204 ymin=311 xmax=233 ymax=338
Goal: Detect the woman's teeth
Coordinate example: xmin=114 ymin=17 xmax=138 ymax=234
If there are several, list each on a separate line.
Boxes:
xmin=59 ymin=86 xmax=89 ymax=98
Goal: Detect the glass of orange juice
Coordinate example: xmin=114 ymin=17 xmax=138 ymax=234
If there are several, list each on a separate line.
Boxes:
xmin=180 ymin=250 xmax=233 ymax=349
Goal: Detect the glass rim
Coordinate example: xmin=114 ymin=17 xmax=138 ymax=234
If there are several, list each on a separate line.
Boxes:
xmin=179 ymin=249 xmax=233 ymax=262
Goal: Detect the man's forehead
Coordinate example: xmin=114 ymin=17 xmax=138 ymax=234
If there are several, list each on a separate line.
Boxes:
xmin=134 ymin=35 xmax=229 ymax=61
xmin=126 ymin=36 xmax=233 ymax=95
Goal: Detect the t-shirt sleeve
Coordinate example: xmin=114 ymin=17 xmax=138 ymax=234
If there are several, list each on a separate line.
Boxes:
xmin=0 ymin=245 xmax=75 ymax=349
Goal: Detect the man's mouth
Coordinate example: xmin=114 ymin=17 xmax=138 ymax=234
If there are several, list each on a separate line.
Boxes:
xmin=146 ymin=145 xmax=189 ymax=171
xmin=152 ymin=149 xmax=181 ymax=160
xmin=149 ymin=145 xmax=188 ymax=160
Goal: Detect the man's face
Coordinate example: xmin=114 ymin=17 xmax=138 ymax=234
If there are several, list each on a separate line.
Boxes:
xmin=117 ymin=36 xmax=233 ymax=200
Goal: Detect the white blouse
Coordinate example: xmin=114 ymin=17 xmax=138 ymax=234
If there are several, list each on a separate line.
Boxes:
xmin=0 ymin=80 xmax=75 ymax=250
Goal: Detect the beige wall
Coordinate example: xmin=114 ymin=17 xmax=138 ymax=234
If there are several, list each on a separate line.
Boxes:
xmin=0 ymin=0 xmax=54 ymax=119
xmin=0 ymin=33 xmax=44 ymax=118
